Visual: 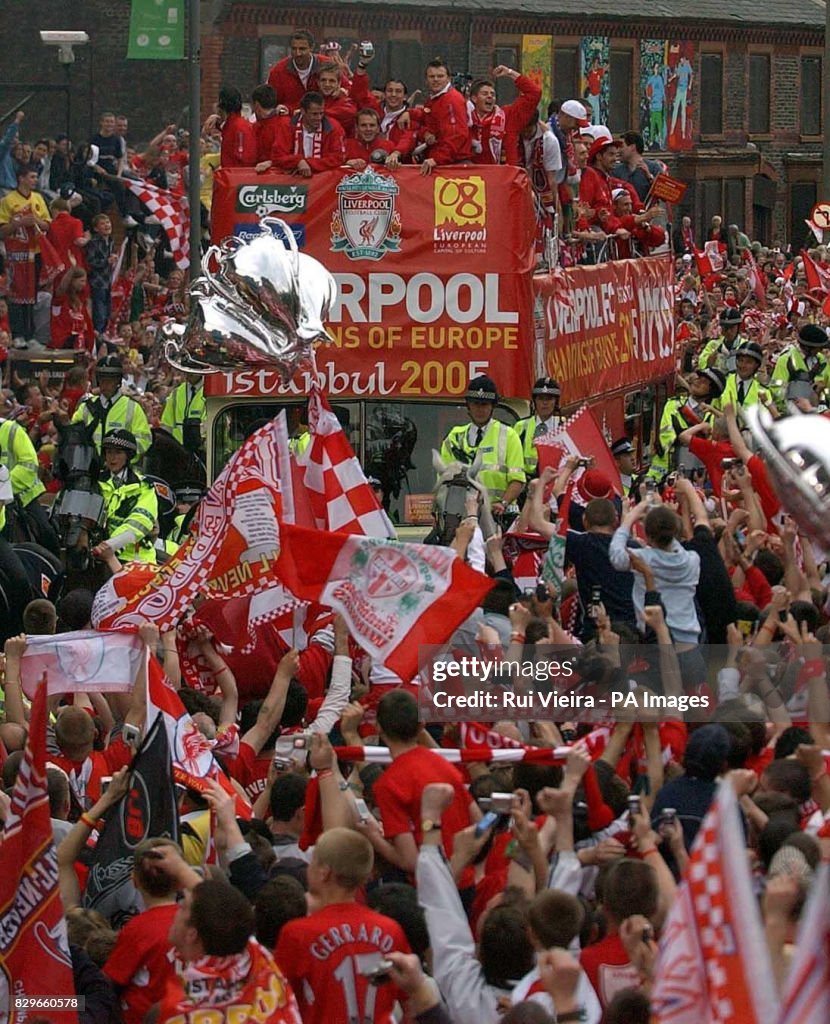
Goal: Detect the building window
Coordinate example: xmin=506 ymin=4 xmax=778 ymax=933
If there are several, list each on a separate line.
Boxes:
xmin=554 ymin=47 xmax=578 ymax=102
xmin=748 ymin=54 xmax=771 ymax=134
xmin=609 ymin=50 xmax=632 ymax=133
xmin=801 ymin=57 xmax=822 ymax=135
xmin=493 ymin=46 xmax=520 ymax=105
xmin=725 ymin=178 xmax=745 ymax=228
xmin=260 ymin=36 xmax=292 ymax=80
xmin=700 ymin=53 xmax=723 ymax=135
xmin=790 ymin=182 xmax=818 ymax=251
xmin=386 ymin=39 xmax=424 ymax=100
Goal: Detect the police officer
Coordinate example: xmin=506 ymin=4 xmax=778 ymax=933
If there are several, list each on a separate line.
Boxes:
xmin=92 ymin=429 xmax=159 ymax=564
xmin=0 ymin=414 xmax=60 ymax=554
xmin=169 ymin=480 xmax=205 ymax=548
xmin=439 ymin=375 xmax=525 ymax=513
xmin=514 ymin=377 xmax=564 ymax=477
xmin=161 ymin=373 xmax=206 ymax=451
xmin=770 ymin=323 xmax=830 ymax=410
xmin=698 ymin=307 xmax=745 ymax=373
xmin=0 ymin=464 xmax=38 ymax=640
xmin=721 ymin=341 xmax=771 ymax=413
xmin=649 ymin=367 xmax=725 ymax=479
xmin=71 ymin=355 xmax=152 ymax=460
xmin=611 ymin=437 xmax=637 ymax=497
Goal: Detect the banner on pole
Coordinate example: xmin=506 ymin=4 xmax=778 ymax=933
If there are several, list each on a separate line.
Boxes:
xmin=127 ymin=0 xmax=185 ymax=60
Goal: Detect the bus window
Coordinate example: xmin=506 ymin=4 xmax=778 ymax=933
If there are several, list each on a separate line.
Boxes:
xmin=211 ymin=400 xmax=359 ymax=478
xmin=363 ymin=401 xmax=518 ymax=526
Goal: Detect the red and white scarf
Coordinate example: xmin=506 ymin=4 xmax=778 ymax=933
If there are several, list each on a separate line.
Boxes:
xmin=293 ymin=118 xmax=323 ymax=159
xmin=468 ymin=103 xmax=507 ymax=162
xmin=522 ymin=128 xmax=548 ymax=194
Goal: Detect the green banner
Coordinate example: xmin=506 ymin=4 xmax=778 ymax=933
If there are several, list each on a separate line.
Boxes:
xmin=127 ymin=0 xmax=185 ymax=60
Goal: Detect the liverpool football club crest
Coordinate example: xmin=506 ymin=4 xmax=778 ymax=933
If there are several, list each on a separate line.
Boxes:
xmin=331 ymin=167 xmax=401 ymax=261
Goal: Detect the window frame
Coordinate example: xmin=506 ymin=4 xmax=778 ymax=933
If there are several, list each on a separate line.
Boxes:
xmin=608 ymin=44 xmax=636 ymax=135
xmin=747 ymin=47 xmax=773 ymax=139
xmin=699 ymin=48 xmax=726 ymax=140
xmin=800 ymin=50 xmax=823 ymax=140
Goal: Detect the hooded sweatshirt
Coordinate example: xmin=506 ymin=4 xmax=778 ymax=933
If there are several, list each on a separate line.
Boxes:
xmin=609 ymin=525 xmax=701 ymax=644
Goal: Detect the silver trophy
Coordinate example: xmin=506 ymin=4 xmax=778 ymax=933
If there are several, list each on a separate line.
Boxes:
xmin=745 ymin=405 xmax=830 ymax=548
xmin=163 ymin=217 xmax=337 ymax=376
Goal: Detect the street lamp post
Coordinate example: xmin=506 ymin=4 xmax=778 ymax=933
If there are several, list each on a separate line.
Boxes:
xmin=39 ymin=31 xmax=89 ymax=139
xmin=188 ymin=0 xmax=201 ymax=281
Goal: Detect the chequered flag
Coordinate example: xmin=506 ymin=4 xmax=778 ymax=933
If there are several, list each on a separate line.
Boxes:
xmin=121 ymin=177 xmax=190 ymax=269
xmin=295 ymin=387 xmax=396 ymax=539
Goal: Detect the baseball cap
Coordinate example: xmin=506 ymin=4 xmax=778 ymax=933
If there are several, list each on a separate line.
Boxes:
xmin=560 ymin=99 xmax=591 ymax=127
xmin=611 ymin=188 xmax=629 ymax=202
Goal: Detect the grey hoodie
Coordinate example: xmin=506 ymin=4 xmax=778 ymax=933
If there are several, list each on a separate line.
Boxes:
xmin=609 ymin=525 xmax=701 ymax=643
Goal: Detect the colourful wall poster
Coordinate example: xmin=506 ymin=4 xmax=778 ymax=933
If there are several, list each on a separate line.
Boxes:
xmin=580 ymin=37 xmax=609 ymax=125
xmin=521 ymin=35 xmax=553 ymax=113
xmin=127 ymin=0 xmax=185 ymax=60
xmin=639 ymin=40 xmax=668 ymax=151
xmin=666 ymin=41 xmax=695 ymax=151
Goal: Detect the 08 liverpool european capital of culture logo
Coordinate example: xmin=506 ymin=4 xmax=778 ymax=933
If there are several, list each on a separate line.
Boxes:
xmin=331 ymin=167 xmax=401 ymax=261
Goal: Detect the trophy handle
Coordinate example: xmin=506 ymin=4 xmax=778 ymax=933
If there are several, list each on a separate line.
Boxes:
xmin=262 ymin=216 xmax=300 ymax=278
xmin=162 ymin=335 xmax=221 ymax=375
xmin=200 ymin=243 xmax=247 ymax=311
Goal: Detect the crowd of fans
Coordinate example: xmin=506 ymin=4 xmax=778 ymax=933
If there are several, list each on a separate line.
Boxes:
xmin=1 ymin=27 xmax=830 ymax=1024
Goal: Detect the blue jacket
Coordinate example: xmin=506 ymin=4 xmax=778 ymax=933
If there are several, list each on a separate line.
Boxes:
xmin=0 ymin=122 xmax=20 ymax=190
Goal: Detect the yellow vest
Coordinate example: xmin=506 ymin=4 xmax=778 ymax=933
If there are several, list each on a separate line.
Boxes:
xmin=439 ymin=419 xmax=525 ymax=500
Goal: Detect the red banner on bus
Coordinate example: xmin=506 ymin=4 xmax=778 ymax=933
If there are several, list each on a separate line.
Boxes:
xmin=533 ymin=256 xmax=676 ymax=408
xmin=209 ymin=167 xmax=537 ymax=400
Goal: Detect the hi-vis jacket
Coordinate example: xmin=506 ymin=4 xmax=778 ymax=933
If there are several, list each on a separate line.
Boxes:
xmin=100 ymin=467 xmax=158 ymax=563
xmin=513 ymin=415 xmax=566 ymax=476
xmin=0 ymin=418 xmax=44 ymax=507
xmin=72 ymin=392 xmax=152 ymax=458
xmin=439 ymin=419 xmax=525 ymax=500
xmin=160 ymin=380 xmax=205 ymax=446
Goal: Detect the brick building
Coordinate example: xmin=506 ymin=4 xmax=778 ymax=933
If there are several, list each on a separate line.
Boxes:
xmin=3 ymin=0 xmax=824 ymax=245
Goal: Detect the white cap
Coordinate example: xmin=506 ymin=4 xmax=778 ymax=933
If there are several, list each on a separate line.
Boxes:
xmin=560 ymin=99 xmax=591 ymax=126
xmin=611 ymin=188 xmax=628 ymax=202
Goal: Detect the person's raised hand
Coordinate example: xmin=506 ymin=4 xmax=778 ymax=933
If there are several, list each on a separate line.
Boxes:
xmin=309 ymin=732 xmax=336 ymax=773
xmin=4 ymin=634 xmax=27 ymax=660
xmin=277 ymin=647 xmax=300 ymax=679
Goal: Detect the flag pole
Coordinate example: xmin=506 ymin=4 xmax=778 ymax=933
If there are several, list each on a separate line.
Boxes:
xmin=187 ymin=0 xmax=201 ymax=282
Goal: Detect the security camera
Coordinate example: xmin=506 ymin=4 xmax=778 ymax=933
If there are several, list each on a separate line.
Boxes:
xmin=40 ymin=30 xmax=89 ymax=64
xmin=40 ymin=31 xmax=90 ymax=46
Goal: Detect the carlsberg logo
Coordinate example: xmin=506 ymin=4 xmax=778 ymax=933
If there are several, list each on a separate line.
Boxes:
xmin=236 ymin=184 xmax=308 ymax=214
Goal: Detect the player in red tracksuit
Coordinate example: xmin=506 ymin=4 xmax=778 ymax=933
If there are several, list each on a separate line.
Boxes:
xmin=267 ymin=30 xmax=334 ymax=112
xmin=209 ymin=86 xmax=257 ymax=168
xmin=252 ymin=84 xmax=288 ymax=164
xmin=344 ymin=110 xmax=402 ymax=169
xmin=349 ymin=71 xmax=415 ymax=157
xmin=316 ymin=65 xmax=358 ymax=135
xmin=268 ymin=93 xmax=346 ymax=176
xmin=468 ymin=65 xmax=541 ymax=165
xmin=418 ymin=59 xmax=471 ymax=174
xmin=577 ymin=136 xmax=622 ymax=230
xmin=610 ymin=188 xmax=666 ymax=257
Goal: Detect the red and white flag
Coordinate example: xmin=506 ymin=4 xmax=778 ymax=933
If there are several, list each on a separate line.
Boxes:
xmin=800 ymin=249 xmax=830 ymax=295
xmin=277 ymin=523 xmax=494 ymax=681
xmin=743 ymin=251 xmax=767 ymax=309
xmin=535 ymin=405 xmax=621 ymax=492
xmin=19 ymin=630 xmax=146 ymax=698
xmin=122 ymin=177 xmax=190 ymax=269
xmin=651 ymin=781 xmax=779 ymax=1024
xmin=778 ymin=861 xmax=830 ymax=1024
xmin=146 ymin=658 xmax=250 ymax=817
xmin=294 ymin=388 xmax=395 ymax=538
xmin=94 ymin=413 xmax=292 ymax=632
xmin=0 ymin=682 xmax=79 ymax=1022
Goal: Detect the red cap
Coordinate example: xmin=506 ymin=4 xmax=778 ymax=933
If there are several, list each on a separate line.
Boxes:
xmin=577 ymin=469 xmax=614 ymax=502
xmin=588 ymin=137 xmax=618 ymax=162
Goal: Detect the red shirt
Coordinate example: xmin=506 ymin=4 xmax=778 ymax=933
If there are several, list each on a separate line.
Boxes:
xmin=221 ymin=112 xmax=257 ymax=168
xmin=254 ymin=113 xmax=289 ymax=163
xmin=688 ymin=435 xmax=735 ymax=497
xmin=49 ymin=291 xmax=94 ymax=351
xmin=747 ymin=454 xmax=781 ymax=529
xmin=578 ymin=165 xmax=617 ymax=227
xmin=271 ymin=115 xmax=346 ymax=173
xmin=421 ymin=88 xmax=472 ymax=165
xmin=580 ymin=933 xmax=640 ymax=1009
xmin=469 ymin=75 xmax=542 ymax=166
xmin=46 ymin=211 xmax=86 ymax=270
xmin=103 ymin=903 xmax=178 ymax=1024
xmin=275 ymin=903 xmax=409 ymax=1024
xmin=324 ymin=94 xmax=358 ymax=135
xmin=267 ymin=55 xmax=334 ymax=111
xmin=344 ymin=138 xmax=396 ymax=163
xmin=51 ymin=737 xmax=132 ymax=810
xmin=372 ymin=746 xmax=472 ymax=855
xmin=222 ymin=740 xmax=273 ymax=801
